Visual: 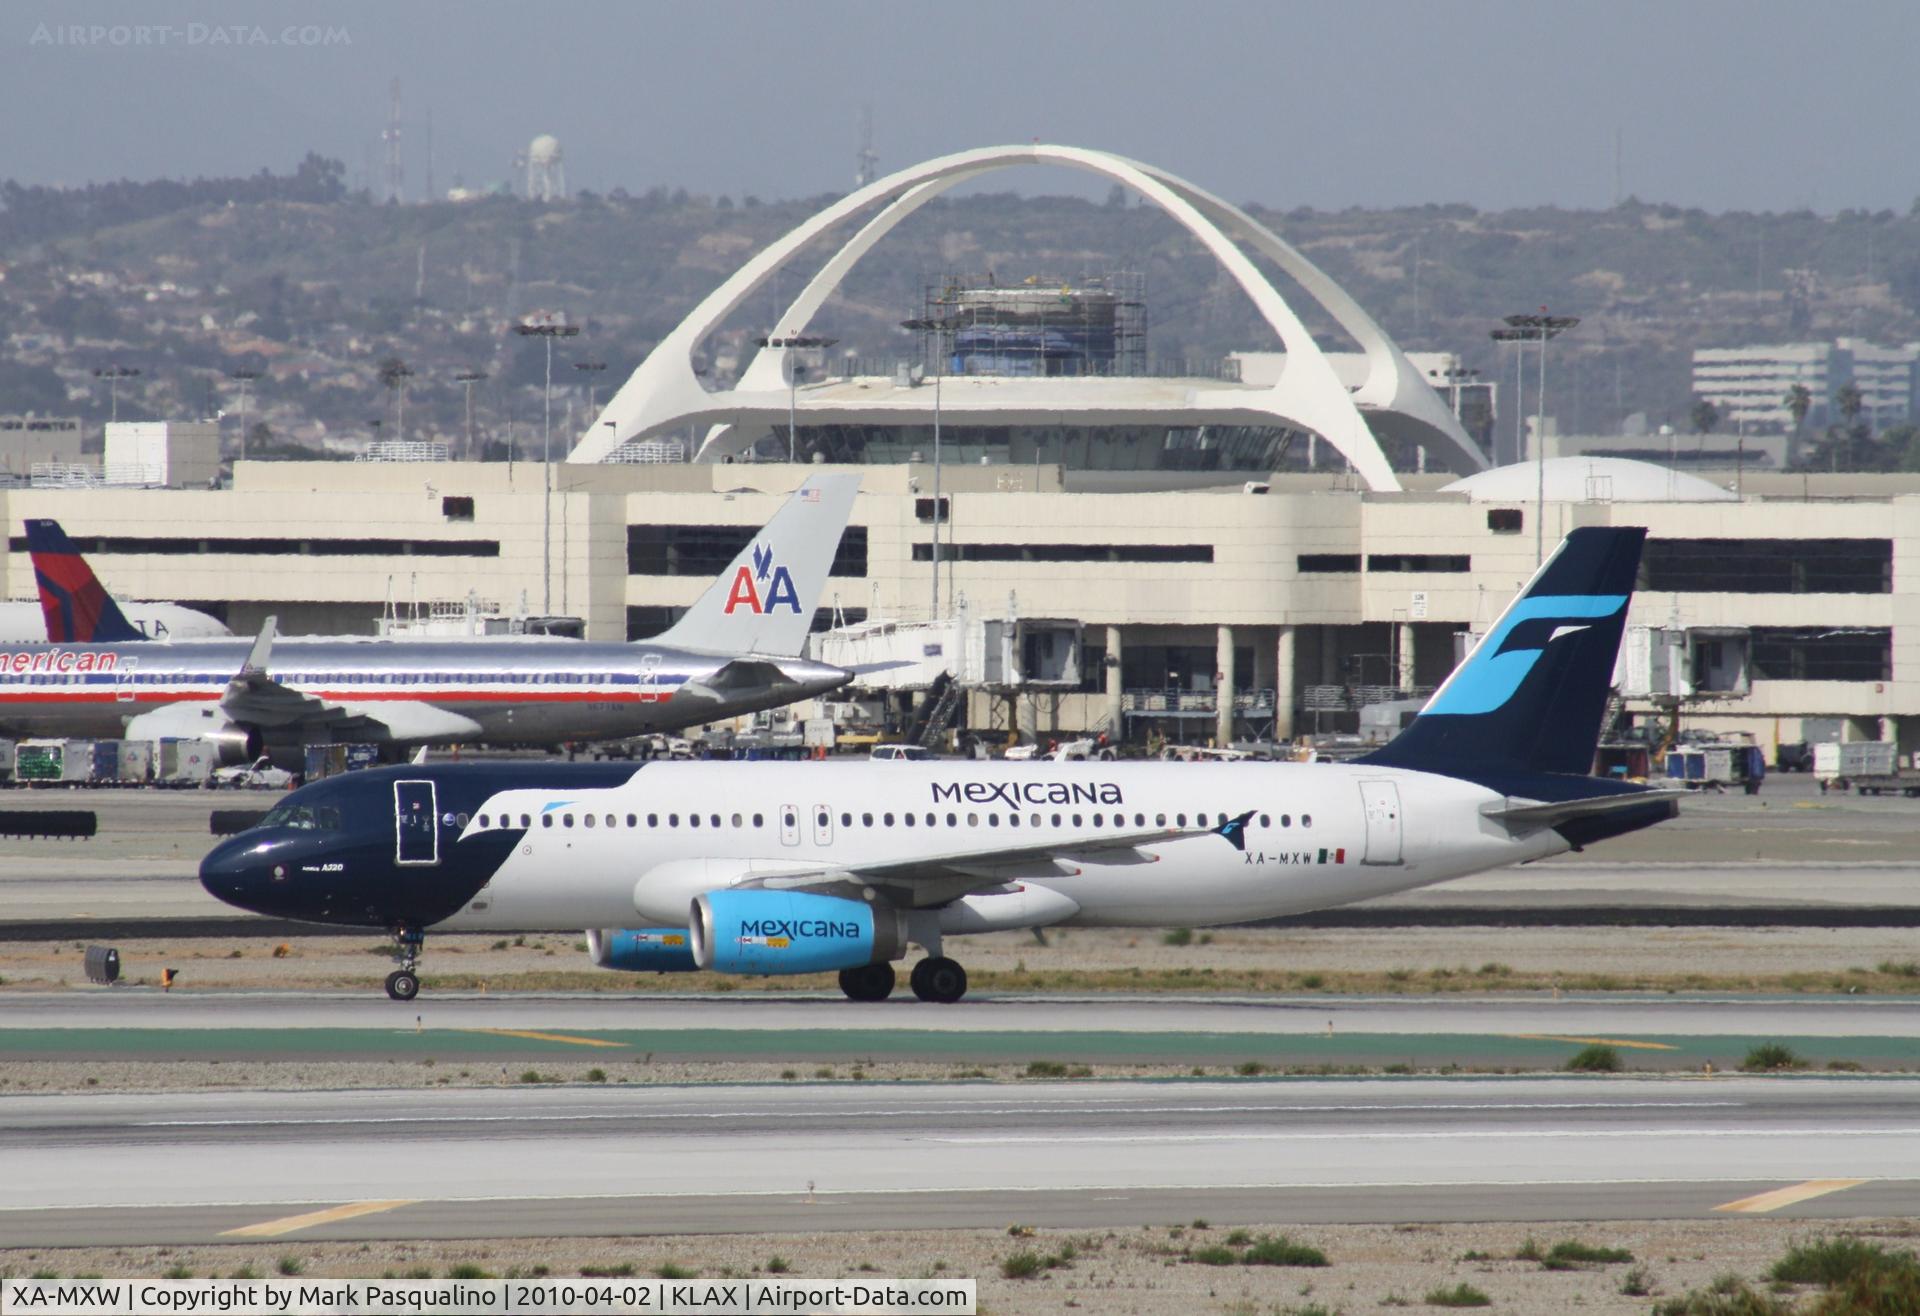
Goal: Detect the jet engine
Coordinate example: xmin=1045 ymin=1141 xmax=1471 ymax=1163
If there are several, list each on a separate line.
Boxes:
xmin=584 ymin=927 xmax=698 ymax=973
xmin=690 ymin=890 xmax=906 ymax=976
xmin=123 ymin=705 xmax=260 ymax=766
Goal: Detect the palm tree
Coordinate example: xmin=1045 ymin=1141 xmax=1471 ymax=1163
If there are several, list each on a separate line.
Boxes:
xmin=1690 ymin=397 xmax=1720 ymax=435
xmin=1784 ymin=383 xmax=1812 ymax=434
xmin=377 ymin=356 xmax=413 ymax=440
xmin=1837 ymin=380 xmax=1865 ymax=427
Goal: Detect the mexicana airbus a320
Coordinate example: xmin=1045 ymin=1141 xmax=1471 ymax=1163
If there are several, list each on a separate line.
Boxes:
xmin=202 ymin=525 xmax=1678 ymax=1002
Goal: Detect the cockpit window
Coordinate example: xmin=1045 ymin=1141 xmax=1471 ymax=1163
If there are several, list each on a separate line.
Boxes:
xmin=259 ymin=802 xmax=342 ymax=832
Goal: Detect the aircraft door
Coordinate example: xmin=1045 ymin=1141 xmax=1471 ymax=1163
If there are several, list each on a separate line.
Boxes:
xmin=811 ymin=803 xmax=834 ymax=846
xmin=1358 ymin=780 xmax=1403 ymax=865
xmin=395 ymin=779 xmax=440 ymax=866
xmin=780 ymin=805 xmax=800 ymax=846
xmin=114 ymin=657 xmax=138 ymax=703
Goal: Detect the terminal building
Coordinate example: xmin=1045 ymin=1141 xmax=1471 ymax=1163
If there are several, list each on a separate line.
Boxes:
xmin=1 ymin=145 xmax=1916 ymax=761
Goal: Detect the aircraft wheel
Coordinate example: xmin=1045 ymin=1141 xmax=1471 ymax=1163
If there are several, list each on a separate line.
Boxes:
xmin=385 ymin=970 xmax=420 ymax=1002
xmin=838 ymin=962 xmax=895 ymax=1002
xmin=911 ymin=956 xmax=967 ymax=1004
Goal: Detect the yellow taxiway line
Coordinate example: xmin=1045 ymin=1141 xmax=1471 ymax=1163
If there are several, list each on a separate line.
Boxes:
xmin=457 ymin=1028 xmax=629 ymax=1048
xmin=1714 ymin=1179 xmax=1869 ymax=1214
xmin=1507 ymin=1034 xmax=1680 ymax=1052
xmin=221 ymin=1199 xmax=418 ymax=1238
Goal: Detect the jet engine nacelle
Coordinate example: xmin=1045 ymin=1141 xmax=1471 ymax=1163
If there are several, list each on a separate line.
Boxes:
xmin=690 ymin=890 xmax=906 ymax=976
xmin=584 ymin=927 xmax=698 ymax=973
xmin=123 ymin=705 xmax=260 ymax=767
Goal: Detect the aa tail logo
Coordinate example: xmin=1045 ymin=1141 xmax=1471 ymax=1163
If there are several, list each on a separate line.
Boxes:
xmin=723 ymin=542 xmax=801 ymax=615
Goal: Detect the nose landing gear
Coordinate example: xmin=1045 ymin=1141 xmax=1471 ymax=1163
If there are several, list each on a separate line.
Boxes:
xmin=384 ymin=927 xmax=424 ymax=1001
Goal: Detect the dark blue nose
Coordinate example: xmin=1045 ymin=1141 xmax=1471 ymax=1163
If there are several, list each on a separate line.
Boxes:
xmin=199 ymin=834 xmax=290 ymax=915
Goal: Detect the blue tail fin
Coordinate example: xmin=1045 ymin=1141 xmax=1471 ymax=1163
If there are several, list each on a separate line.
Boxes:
xmin=24 ymin=519 xmax=145 ymax=643
xmin=1359 ymin=526 xmax=1646 ymax=782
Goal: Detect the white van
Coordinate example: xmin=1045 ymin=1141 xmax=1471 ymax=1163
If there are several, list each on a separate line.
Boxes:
xmin=870 ymin=744 xmax=936 ymax=762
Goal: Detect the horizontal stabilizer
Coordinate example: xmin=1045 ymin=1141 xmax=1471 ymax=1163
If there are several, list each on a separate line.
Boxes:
xmin=1482 ymin=790 xmax=1684 ymax=833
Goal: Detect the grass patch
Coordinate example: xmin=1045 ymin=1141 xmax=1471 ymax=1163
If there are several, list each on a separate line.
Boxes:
xmin=1620 ymin=1264 xmax=1653 ymax=1296
xmin=275 ymin=1258 xmax=303 ymax=1277
xmin=161 ymin=1265 xmax=192 ymax=1279
xmin=1243 ymin=1235 xmax=1327 ymax=1267
xmin=1190 ymin=1245 xmax=1238 ymax=1266
xmin=444 ymin=1264 xmax=492 ymax=1280
xmin=1162 ymin=928 xmax=1194 ymax=947
xmin=1234 ymin=1061 xmax=1269 ymax=1077
xmin=1564 ymin=1044 xmax=1622 ymax=1073
xmin=1000 ymin=1251 xmax=1043 ymax=1280
xmin=1540 ymin=1238 xmax=1634 ymax=1269
xmin=655 ymin=1263 xmax=696 ymax=1280
xmin=585 ymin=1068 xmax=606 ymax=1083
xmin=764 ymin=1257 xmax=790 ymax=1274
xmin=579 ymin=1264 xmax=633 ymax=1278
xmin=1768 ymin=1234 xmax=1915 ymax=1286
xmin=1652 ymin=1274 xmax=1795 ymax=1314
xmin=1741 ymin=1043 xmax=1810 ymax=1072
xmin=1424 ymin=1281 xmax=1491 ymax=1307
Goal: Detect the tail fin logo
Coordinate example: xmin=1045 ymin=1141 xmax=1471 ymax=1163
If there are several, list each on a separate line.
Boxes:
xmin=1423 ymin=594 xmax=1627 ymax=718
xmin=723 ymin=543 xmax=801 ymax=615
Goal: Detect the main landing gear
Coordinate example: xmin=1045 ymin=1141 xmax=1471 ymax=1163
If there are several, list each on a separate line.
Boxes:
xmin=385 ymin=927 xmax=424 ymax=1001
xmin=910 ymin=956 xmax=968 ymax=1004
xmin=836 ymin=951 xmax=970 ymax=1005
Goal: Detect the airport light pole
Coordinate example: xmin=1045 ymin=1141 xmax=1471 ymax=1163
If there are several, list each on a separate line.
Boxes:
xmin=93 ymin=365 xmax=140 ymax=424
xmin=900 ymin=318 xmax=948 ymax=619
xmin=572 ymin=360 xmax=606 ymax=422
xmin=1497 ymin=312 xmax=1580 ymax=564
xmin=227 ymin=368 xmax=260 ymax=460
xmin=515 ymin=317 xmax=580 ymax=615
xmin=454 ymin=370 xmax=488 ymax=461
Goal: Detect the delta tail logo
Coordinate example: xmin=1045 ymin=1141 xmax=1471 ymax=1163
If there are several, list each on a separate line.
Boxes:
xmin=721 ymin=542 xmax=802 ymax=615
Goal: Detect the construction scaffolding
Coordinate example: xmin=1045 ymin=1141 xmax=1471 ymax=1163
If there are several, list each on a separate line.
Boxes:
xmin=909 ymin=272 xmax=1147 ymax=378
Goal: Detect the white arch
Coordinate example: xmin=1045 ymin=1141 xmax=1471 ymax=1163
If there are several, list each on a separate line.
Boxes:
xmin=572 ymin=145 xmax=1485 ymax=486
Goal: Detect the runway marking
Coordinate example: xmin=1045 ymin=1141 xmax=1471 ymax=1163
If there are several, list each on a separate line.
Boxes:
xmin=930 ymin=1127 xmax=1920 ymax=1146
xmin=220 ymin=1199 xmax=417 ymax=1238
xmin=127 ymin=1099 xmax=1745 ymax=1129
xmin=1713 ymin=1179 xmax=1870 ymax=1214
xmin=455 ymin=1028 xmax=628 ymax=1049
xmin=1508 ymin=1034 xmax=1680 ymax=1051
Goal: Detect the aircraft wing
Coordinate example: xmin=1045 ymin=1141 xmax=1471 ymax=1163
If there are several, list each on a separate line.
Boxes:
xmin=1480 ymin=790 xmax=1685 ymax=834
xmin=217 ymin=618 xmax=479 ymax=741
xmin=739 ymin=812 xmax=1255 ymax=908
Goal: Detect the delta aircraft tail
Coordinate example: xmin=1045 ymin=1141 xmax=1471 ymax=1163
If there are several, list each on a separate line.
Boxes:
xmin=650 ymin=474 xmax=860 ymax=657
xmin=25 ymin=519 xmax=145 ymax=643
xmin=1361 ymin=525 xmax=1646 ymax=785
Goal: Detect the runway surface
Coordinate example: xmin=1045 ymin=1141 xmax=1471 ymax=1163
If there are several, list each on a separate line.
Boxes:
xmin=2 ymin=1078 xmax=1916 ymax=1245
xmin=4 ymin=992 xmax=1917 ymax=1069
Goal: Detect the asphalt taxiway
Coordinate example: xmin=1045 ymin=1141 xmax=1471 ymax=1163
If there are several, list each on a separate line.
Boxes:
xmin=3 ymin=991 xmax=1916 ymax=1069
xmin=0 ymin=1078 xmax=1915 ymax=1245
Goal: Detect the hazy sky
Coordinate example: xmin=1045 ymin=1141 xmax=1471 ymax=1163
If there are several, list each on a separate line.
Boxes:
xmin=6 ymin=1 xmax=1917 ymax=214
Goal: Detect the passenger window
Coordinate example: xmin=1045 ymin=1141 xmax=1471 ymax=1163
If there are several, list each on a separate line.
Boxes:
xmin=967 ymin=813 xmax=979 ymax=826
xmin=690 ymin=814 xmax=701 ymax=828
xmin=752 ymin=813 xmax=764 ymax=827
xmin=669 ymin=813 xmax=680 ymax=827
xmin=1157 ymin=813 xmax=1167 ymax=826
xmin=1030 ymin=813 xmax=1040 ymax=827
xmin=1134 ymin=813 xmax=1145 ymax=827
xmin=731 ymin=813 xmax=742 ymax=828
xmin=1278 ymin=814 xmax=1287 ymax=828
xmin=841 ymin=812 xmax=852 ymax=827
xmin=541 ymin=815 xmax=553 ymax=828
xmin=626 ymin=814 xmax=636 ymax=828
xmin=943 ymin=812 xmax=954 ymax=827
xmin=478 ymin=814 xmax=489 ymax=828
xmin=606 ymin=814 xmax=615 ymax=828
xmin=904 ymin=813 xmax=915 ymax=827
xmin=648 ymin=814 xmax=659 ymax=827
xmin=1093 ymin=813 xmax=1103 ymax=826
xmin=1176 ymin=813 xmax=1186 ymax=827
xmin=455 ymin=813 xmax=469 ymax=827
xmin=1007 ymin=813 xmax=1020 ymax=827
xmin=817 ymin=811 xmax=829 ymax=827
xmin=1302 ymin=814 xmax=1313 ymax=828
xmin=883 ymin=813 xmax=894 ymax=826
xmin=583 ymin=815 xmax=595 ymax=829
xmin=1073 ymin=813 xmax=1083 ymax=826
xmin=1052 ymin=813 xmax=1062 ymax=827
xmin=563 ymin=814 xmax=575 ymax=828
xmin=862 ymin=813 xmax=873 ymax=827
xmin=520 ymin=814 xmax=531 ymax=828
xmin=710 ymin=814 xmax=720 ymax=828
xmin=987 ymin=814 xmax=999 ymax=827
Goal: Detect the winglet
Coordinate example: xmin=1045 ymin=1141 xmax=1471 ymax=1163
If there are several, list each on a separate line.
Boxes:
xmin=1213 ymin=809 xmax=1257 ymax=852
xmin=24 ymin=519 xmax=145 ymax=643
xmin=241 ymin=616 xmax=277 ymax=677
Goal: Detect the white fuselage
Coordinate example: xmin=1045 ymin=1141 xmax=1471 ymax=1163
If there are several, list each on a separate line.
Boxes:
xmin=435 ymin=760 xmax=1569 ymax=935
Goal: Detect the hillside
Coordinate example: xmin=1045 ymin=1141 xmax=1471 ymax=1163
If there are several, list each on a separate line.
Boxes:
xmin=5 ymin=159 xmax=1920 ymax=466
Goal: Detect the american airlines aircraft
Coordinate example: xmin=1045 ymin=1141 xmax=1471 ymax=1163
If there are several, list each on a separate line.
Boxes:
xmin=0 ymin=475 xmax=859 ymax=765
xmin=203 ymin=525 xmax=1679 ymax=1002
xmin=0 ymin=519 xmax=231 ymax=643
